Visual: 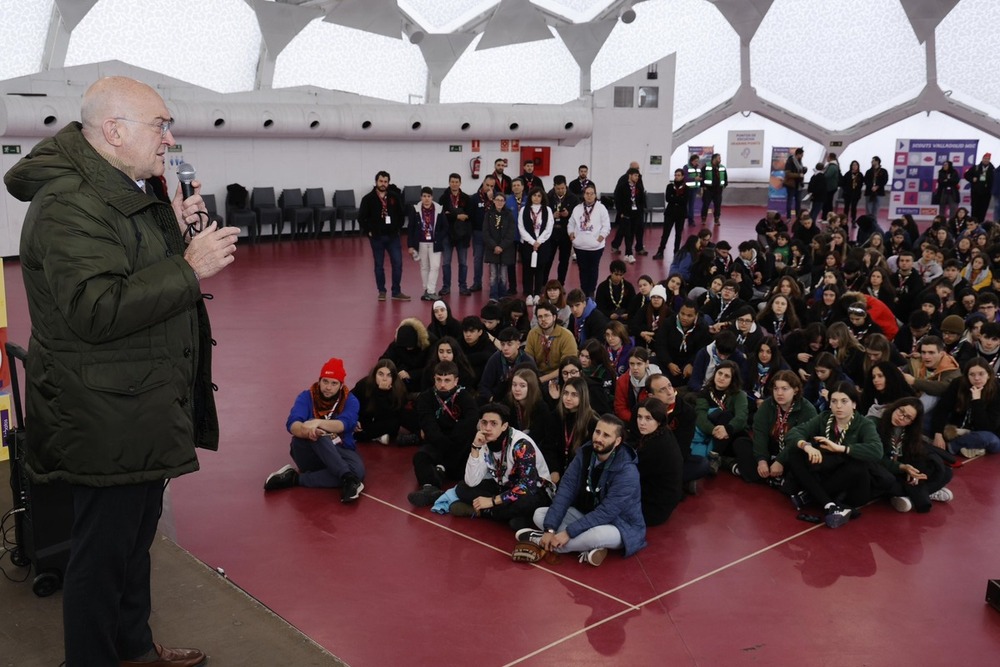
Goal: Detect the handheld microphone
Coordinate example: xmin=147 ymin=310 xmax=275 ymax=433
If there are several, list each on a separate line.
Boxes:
xmin=177 ymin=162 xmax=196 ymax=199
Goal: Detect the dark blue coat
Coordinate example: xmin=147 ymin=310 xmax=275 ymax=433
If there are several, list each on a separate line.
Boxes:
xmin=543 ymin=442 xmax=647 ymax=557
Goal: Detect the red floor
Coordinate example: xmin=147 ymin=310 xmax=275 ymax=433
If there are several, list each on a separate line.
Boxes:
xmin=4 ymin=206 xmax=1000 ymax=666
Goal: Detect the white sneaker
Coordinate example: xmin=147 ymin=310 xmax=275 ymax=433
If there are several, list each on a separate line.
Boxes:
xmin=625 ymin=255 xmax=636 ymax=264
xmin=929 ymin=487 xmax=954 ymax=503
xmin=960 ymin=447 xmax=986 ymax=459
xmin=525 ymin=295 xmax=535 ymax=305
xmin=578 ymin=547 xmax=608 ymax=566
xmin=377 ymin=434 xmax=390 ymax=445
xmin=890 ymin=496 xmax=912 ymax=513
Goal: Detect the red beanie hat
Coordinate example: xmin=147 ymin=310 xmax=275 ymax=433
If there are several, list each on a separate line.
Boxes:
xmin=320 ymin=358 xmax=346 ymax=383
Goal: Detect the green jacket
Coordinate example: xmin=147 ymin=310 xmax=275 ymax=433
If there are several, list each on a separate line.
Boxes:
xmin=4 ymin=122 xmax=219 ymax=486
xmin=750 ymin=397 xmax=817 ymax=462
xmin=780 ymin=411 xmax=882 ymax=464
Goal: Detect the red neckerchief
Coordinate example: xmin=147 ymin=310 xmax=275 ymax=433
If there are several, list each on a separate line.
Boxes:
xmin=377 ymin=191 xmax=388 ymax=217
xmin=494 ymin=173 xmax=507 ymax=192
xmin=450 ymin=191 xmax=461 ymax=209
xmin=421 ymin=205 xmax=435 ymax=240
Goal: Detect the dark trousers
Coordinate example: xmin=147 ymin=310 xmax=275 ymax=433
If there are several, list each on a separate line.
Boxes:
xmin=732 ymin=436 xmax=774 ymax=483
xmin=843 ymin=193 xmax=861 ymax=222
xmin=869 ymin=454 xmax=952 ymax=513
xmin=971 ymin=193 xmax=991 ymax=224
xmin=455 ymin=479 xmax=550 ymax=526
xmin=822 ymin=190 xmax=836 ymax=218
xmin=548 ymin=225 xmax=572 ymax=285
xmin=657 ymin=213 xmax=685 ymax=253
xmin=575 ymin=247 xmax=604 ymax=297
xmin=64 ymin=481 xmax=164 ymax=666
xmin=507 ymin=252 xmax=518 ymax=294
xmin=784 ymin=449 xmax=871 ymax=508
xmin=683 ymin=455 xmax=711 ymax=483
xmin=369 ymin=234 xmax=403 ymax=295
xmin=611 ymin=213 xmax=641 ymax=254
xmin=701 ymin=188 xmax=723 ymax=222
xmin=413 ymin=441 xmax=468 ymax=488
xmin=520 ymin=243 xmax=552 ymax=297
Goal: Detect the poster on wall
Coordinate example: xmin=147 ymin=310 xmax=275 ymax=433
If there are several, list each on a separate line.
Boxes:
xmin=769 ymin=146 xmax=796 ymax=211
xmin=890 ymin=139 xmax=978 ymax=221
xmin=687 ymin=145 xmax=715 ymax=168
xmin=728 ymin=130 xmax=765 ymax=168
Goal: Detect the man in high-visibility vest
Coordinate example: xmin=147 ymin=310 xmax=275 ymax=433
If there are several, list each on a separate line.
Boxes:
xmin=700 ymin=153 xmax=728 ymax=227
xmin=682 ymin=154 xmax=702 ymax=226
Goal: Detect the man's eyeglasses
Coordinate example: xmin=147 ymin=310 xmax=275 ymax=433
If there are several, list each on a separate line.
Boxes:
xmin=115 ymin=117 xmax=173 ymax=137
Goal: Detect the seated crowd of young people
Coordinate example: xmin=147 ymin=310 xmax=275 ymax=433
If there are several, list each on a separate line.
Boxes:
xmin=265 ymin=205 xmax=1000 ymax=565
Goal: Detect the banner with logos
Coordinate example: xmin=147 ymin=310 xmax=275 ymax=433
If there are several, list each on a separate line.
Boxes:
xmin=728 ymin=130 xmax=765 ymax=168
xmin=890 ymin=139 xmax=978 ymax=221
xmin=1 ymin=258 xmax=8 ymax=461
xmin=769 ymin=146 xmax=796 ymax=211
xmin=686 ymin=145 xmax=715 ymax=169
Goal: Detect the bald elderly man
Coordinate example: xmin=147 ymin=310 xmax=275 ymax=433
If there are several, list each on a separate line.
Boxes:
xmin=5 ymin=76 xmax=239 ymax=667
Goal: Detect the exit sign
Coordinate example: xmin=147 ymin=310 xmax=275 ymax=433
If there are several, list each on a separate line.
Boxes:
xmin=829 ymin=141 xmax=843 ymax=147
xmin=167 ymin=145 xmax=183 ymax=152
xmin=449 ymin=145 xmax=463 ymax=152
xmin=2 ymin=145 xmax=21 ymax=155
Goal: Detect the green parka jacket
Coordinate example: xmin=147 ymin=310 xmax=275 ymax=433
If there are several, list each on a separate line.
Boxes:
xmin=4 ymin=122 xmax=219 ymax=486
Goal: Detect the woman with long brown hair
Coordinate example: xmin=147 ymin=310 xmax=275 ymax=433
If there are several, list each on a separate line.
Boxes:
xmin=543 ymin=376 xmax=599 ymax=484
xmin=930 ymin=357 xmax=1000 ymax=458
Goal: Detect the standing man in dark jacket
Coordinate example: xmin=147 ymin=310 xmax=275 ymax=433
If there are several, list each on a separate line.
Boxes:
xmin=611 ymin=166 xmax=646 ymax=262
xmin=784 ymin=148 xmax=808 ymax=221
xmin=5 ymin=76 xmax=239 ymax=667
xmin=360 ymin=170 xmax=410 ymax=301
xmin=700 ymin=153 xmax=728 ymax=227
xmin=864 ymin=156 xmax=889 ymax=222
xmin=965 ymin=152 xmax=995 ymax=223
xmin=547 ymin=175 xmax=580 ymax=285
xmin=439 ymin=172 xmax=473 ymax=296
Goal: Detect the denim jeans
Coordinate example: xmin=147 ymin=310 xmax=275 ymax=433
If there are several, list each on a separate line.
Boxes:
xmin=866 ymin=195 xmax=883 ymax=219
xmin=948 ymin=430 xmax=1000 ymax=455
xmin=441 ymin=237 xmax=469 ymax=291
xmin=686 ymin=188 xmax=700 ymax=225
xmin=488 ymin=262 xmax=509 ymax=300
xmin=785 ymin=186 xmax=801 ymax=219
xmin=532 ymin=506 xmax=623 ymax=553
xmin=369 ymin=234 xmax=403 ymax=295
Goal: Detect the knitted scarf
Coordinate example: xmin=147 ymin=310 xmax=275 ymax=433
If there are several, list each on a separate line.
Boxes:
xmin=310 ymin=383 xmax=348 ymax=419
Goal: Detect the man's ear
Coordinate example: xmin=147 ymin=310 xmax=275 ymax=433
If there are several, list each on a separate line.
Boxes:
xmin=103 ymin=119 xmax=123 ymax=147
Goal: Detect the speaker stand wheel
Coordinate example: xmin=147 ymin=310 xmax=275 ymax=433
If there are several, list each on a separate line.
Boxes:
xmin=33 ymin=570 xmax=62 ymax=597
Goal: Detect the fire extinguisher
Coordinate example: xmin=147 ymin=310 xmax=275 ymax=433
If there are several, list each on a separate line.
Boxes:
xmin=470 ymin=155 xmax=481 ymax=180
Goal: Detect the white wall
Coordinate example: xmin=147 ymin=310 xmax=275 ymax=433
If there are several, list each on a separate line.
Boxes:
xmin=0 ymin=133 xmax=598 ymax=256
xmin=592 ymin=53 xmax=676 ymax=196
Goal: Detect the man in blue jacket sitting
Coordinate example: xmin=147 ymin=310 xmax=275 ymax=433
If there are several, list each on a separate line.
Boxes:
xmin=517 ymin=414 xmax=646 ymax=566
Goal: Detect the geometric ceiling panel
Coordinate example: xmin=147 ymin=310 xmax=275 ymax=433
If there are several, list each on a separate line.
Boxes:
xmin=936 ymin=0 xmax=1000 ymax=122
xmin=440 ymin=28 xmax=580 ymax=104
xmin=273 ymin=18 xmax=428 ymax=103
xmin=0 ymin=0 xmax=53 ymax=82
xmin=751 ymin=0 xmax=925 ymax=131
xmin=592 ymin=0 xmax=740 ymax=127
xmin=65 ymin=0 xmax=261 ymax=93
xmin=398 ymin=0 xmax=498 ymax=33
xmin=324 ymin=0 xmax=402 ymax=40
xmin=477 ymin=0 xmax=554 ymax=50
xmin=532 ymin=0 xmax=617 ymax=22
